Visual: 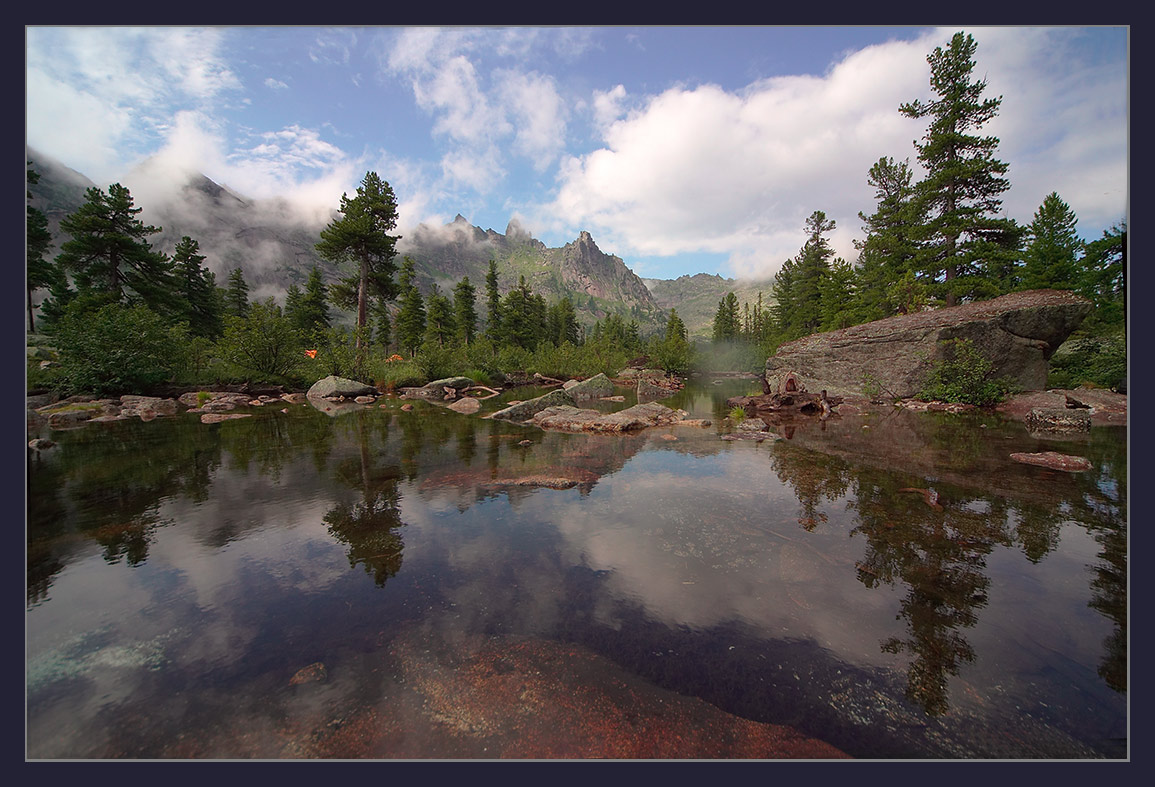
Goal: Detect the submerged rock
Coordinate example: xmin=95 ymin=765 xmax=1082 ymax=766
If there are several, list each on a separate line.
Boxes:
xmin=490 ymin=388 xmax=575 ymax=422
xmin=530 ymin=402 xmax=686 ymax=433
xmin=447 ymin=397 xmax=481 ymax=414
xmin=1025 ymin=407 xmax=1092 ymax=433
xmin=637 ymin=377 xmax=679 ymax=402
xmin=766 ymin=289 xmax=1092 ymax=398
xmin=398 ymin=376 xmax=475 ymax=400
xmin=1009 ymin=451 xmax=1093 ymax=472
xmin=200 ymin=413 xmax=253 ymax=424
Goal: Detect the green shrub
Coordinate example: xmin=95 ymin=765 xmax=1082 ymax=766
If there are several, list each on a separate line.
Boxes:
xmin=52 ymin=302 xmax=191 ymax=395
xmin=1047 ymin=331 xmax=1127 ymax=393
xmin=917 ymin=337 xmax=1014 ymax=407
xmin=216 ymin=298 xmax=304 ymax=382
xmin=728 ymin=405 xmax=747 ymax=423
xmin=414 ymin=341 xmax=467 ymax=382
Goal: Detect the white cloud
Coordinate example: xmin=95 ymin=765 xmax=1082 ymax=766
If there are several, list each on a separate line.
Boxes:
xmin=545 ymin=27 xmax=1127 ymax=280
xmin=384 ymin=28 xmax=571 ymax=194
xmin=497 ymin=69 xmax=568 ymax=171
xmin=26 ymin=27 xmax=243 ymax=182
xmin=264 ymin=77 xmax=289 ymax=90
xmin=591 ymin=84 xmax=628 ymax=133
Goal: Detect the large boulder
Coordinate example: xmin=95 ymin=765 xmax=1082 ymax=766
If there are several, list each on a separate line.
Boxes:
xmin=306 ymin=375 xmax=379 ymax=399
xmin=489 ymin=388 xmax=575 ymax=422
xmin=566 ymin=373 xmax=615 ymax=400
xmin=766 ymin=289 xmax=1092 ymax=398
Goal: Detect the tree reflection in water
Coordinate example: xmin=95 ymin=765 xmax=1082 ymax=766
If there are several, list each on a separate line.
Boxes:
xmin=324 ymin=410 xmax=407 ymax=587
xmin=764 ymin=411 xmax=1127 ymax=718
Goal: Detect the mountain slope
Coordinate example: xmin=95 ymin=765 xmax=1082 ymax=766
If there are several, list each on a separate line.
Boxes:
xmin=643 ymin=274 xmax=777 ymax=339
xmin=26 ymin=148 xmax=737 ymax=334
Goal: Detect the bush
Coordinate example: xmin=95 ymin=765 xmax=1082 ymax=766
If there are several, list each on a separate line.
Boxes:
xmin=1047 ymin=331 xmax=1126 ymax=393
xmin=52 ymin=302 xmax=190 ymax=395
xmin=216 ymin=299 xmax=304 ymax=382
xmin=917 ymin=337 xmax=1014 ymax=407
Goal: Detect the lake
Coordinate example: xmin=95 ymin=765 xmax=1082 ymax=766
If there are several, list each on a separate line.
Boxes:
xmin=26 ymin=377 xmax=1127 ymax=759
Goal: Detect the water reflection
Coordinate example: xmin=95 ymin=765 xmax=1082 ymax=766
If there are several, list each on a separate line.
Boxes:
xmin=764 ymin=410 xmax=1127 ymax=716
xmin=25 ymin=380 xmax=1127 ymax=757
xmin=324 ymin=411 xmax=407 ymax=587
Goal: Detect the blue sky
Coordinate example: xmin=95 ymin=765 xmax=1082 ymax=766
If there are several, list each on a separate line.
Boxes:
xmin=26 ymin=26 xmax=1128 ymax=281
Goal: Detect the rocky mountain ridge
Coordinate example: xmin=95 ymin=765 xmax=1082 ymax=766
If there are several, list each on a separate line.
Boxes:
xmin=26 ymin=147 xmax=771 ymax=335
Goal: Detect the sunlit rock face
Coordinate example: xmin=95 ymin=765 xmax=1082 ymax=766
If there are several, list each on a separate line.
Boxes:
xmin=766 ymin=290 xmax=1092 ymax=398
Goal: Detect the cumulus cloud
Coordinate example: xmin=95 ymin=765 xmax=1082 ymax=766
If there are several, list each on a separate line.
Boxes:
xmin=383 ymin=28 xmax=570 ymax=192
xmin=264 ymin=77 xmax=289 ymax=90
xmin=544 ymin=27 xmax=1127 ymax=280
xmin=26 ymin=27 xmax=242 ymax=181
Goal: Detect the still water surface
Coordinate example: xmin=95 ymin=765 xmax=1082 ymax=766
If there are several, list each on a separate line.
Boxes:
xmin=26 ymin=378 xmax=1126 ymax=759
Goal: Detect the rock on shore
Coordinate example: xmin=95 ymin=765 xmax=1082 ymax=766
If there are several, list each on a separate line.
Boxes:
xmin=766 ymin=289 xmax=1092 ymax=398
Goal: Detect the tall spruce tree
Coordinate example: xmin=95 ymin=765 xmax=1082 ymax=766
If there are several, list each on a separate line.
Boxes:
xmin=712 ymin=292 xmax=741 ymax=341
xmin=224 ymin=267 xmax=250 ymax=318
xmin=299 ymin=265 xmax=332 ymax=344
xmin=854 ymin=157 xmax=925 ymax=320
xmin=900 ymin=31 xmax=1024 ymax=305
xmin=395 ymin=257 xmax=426 ymax=356
xmin=1019 ymin=192 xmax=1082 ymax=291
xmin=171 ymin=236 xmax=223 ymax=338
xmin=26 ymin=165 xmax=55 ymax=333
xmin=484 ymin=260 xmax=503 ymax=343
xmin=502 ymin=276 xmax=539 ymax=351
xmin=315 ymin=171 xmax=401 ymax=362
xmin=1078 ymin=222 xmax=1126 ymax=329
xmin=55 ymin=182 xmax=174 ymax=314
xmin=452 ymin=277 xmax=478 ymax=346
xmin=423 ymin=284 xmax=456 ymax=347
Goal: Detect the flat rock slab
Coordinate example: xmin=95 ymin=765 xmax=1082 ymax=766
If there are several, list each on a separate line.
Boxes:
xmin=1009 ymin=451 xmax=1093 ymax=472
xmin=997 ymin=388 xmax=1126 ymax=426
xmin=767 ymin=289 xmax=1092 ymax=398
xmin=398 ymin=376 xmax=475 ymax=400
xmin=200 ymin=413 xmax=253 ymax=424
xmin=531 ymin=402 xmax=686 ymax=433
xmin=490 ymin=388 xmax=575 ymax=422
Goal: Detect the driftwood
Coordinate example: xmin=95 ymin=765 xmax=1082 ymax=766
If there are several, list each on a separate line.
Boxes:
xmin=462 ymin=385 xmax=502 ymax=401
xmin=532 ymin=372 xmax=566 ymax=387
xmin=727 ymin=389 xmax=842 ymax=417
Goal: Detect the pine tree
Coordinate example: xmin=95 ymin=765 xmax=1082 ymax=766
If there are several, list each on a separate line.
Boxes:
xmin=452 ymin=277 xmax=478 ymax=346
xmin=712 ymin=292 xmax=741 ymax=341
xmin=548 ymin=296 xmax=580 ymax=346
xmin=484 ymin=260 xmax=503 ymax=343
xmin=1020 ymin=192 xmax=1082 ymax=291
xmin=854 ymin=157 xmax=925 ymax=320
xmin=171 ymin=236 xmax=223 ymax=338
xmin=502 ymin=276 xmax=538 ymax=351
xmin=1078 ymin=222 xmax=1126 ymax=329
xmin=26 ymin=165 xmax=55 ymax=333
xmin=819 ymin=258 xmax=858 ymax=330
xmin=55 ymin=182 xmax=174 ymax=313
xmin=900 ymin=31 xmax=1025 ymax=305
xmin=424 ymin=284 xmax=456 ymax=347
xmin=371 ymin=297 xmax=393 ymax=351
xmin=395 ymin=257 xmax=426 ymax=356
xmin=792 ymin=211 xmax=837 ymax=334
xmin=297 ymin=265 xmax=332 ymax=344
xmin=315 ymin=171 xmax=401 ymax=361
xmin=224 ymin=267 xmax=250 ymax=318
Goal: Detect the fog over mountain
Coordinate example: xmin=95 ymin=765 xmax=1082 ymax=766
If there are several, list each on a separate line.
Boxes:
xmin=29 ymin=146 xmax=760 ymax=334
